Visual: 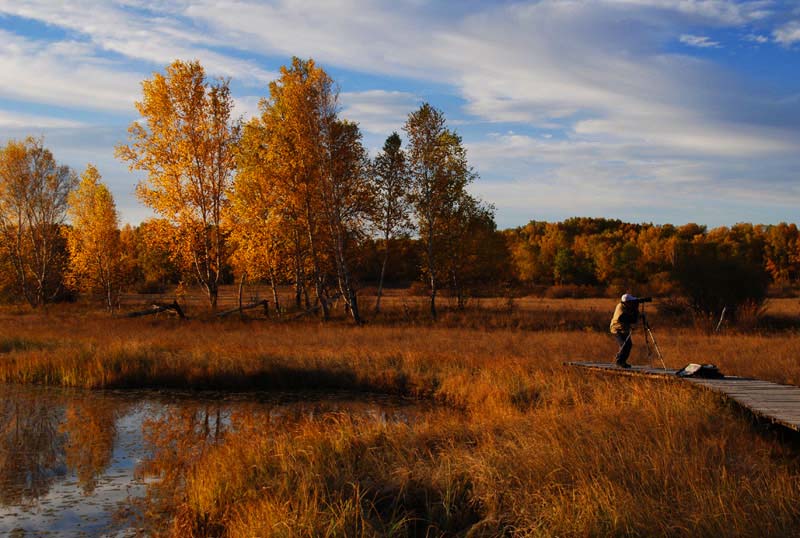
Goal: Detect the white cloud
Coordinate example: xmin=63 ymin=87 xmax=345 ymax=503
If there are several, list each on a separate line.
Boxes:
xmin=604 ymin=0 xmax=774 ymax=25
xmin=574 ymin=115 xmax=793 ymax=156
xmin=181 ymin=0 xmax=445 ymax=82
xmin=339 ymin=90 xmax=419 ymax=135
xmin=680 ymin=34 xmax=722 ymax=47
xmin=774 ymin=21 xmax=800 ymax=46
xmin=0 ymin=110 xmax=85 ymax=128
xmin=0 ymin=1 xmax=276 ymax=83
xmin=0 ymin=30 xmax=141 ymax=112
xmin=744 ymin=33 xmax=769 ymax=43
xmin=466 ymin=132 xmax=800 ymax=227
xmin=232 ymin=96 xmax=262 ymax=122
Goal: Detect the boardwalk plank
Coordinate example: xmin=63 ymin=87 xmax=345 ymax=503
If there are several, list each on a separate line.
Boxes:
xmin=566 ymin=361 xmax=800 ymax=432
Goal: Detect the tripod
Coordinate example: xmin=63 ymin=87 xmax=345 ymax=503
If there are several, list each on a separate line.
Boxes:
xmin=640 ymin=303 xmax=666 ymax=370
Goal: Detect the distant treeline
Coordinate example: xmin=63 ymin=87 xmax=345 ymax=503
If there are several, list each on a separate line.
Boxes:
xmin=3 ymin=215 xmax=791 ymax=299
xmin=504 ymin=218 xmax=799 ymax=291
xmin=122 ymin=216 xmax=798 ymax=293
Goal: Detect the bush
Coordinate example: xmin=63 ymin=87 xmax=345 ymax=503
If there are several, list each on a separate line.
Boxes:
xmin=671 ymin=241 xmax=769 ymax=323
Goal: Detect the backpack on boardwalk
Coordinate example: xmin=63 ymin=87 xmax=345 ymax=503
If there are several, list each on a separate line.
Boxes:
xmin=676 ymin=363 xmax=724 ymax=379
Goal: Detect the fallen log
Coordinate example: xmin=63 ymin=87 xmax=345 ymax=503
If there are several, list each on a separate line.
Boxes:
xmin=127 ymin=300 xmax=186 ymax=319
xmin=216 ymin=299 xmax=269 ymax=318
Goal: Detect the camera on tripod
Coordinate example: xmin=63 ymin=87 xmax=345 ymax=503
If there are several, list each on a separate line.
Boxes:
xmin=632 ymin=296 xmax=652 ymax=304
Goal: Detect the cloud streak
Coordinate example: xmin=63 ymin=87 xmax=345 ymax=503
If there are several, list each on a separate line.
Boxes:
xmin=339 ymin=90 xmax=420 ymax=135
xmin=0 ymin=1 xmax=276 ymax=83
xmin=0 ymin=30 xmax=141 ymax=112
xmin=680 ymin=34 xmax=722 ymax=47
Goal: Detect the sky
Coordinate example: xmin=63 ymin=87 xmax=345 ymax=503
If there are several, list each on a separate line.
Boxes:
xmin=0 ymin=0 xmax=798 ymax=229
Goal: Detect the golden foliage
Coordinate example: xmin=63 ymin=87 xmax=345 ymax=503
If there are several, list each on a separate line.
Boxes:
xmin=66 ymin=164 xmax=122 ymax=309
xmin=0 ymin=137 xmax=76 ymax=306
xmin=232 ymin=58 xmax=372 ymax=322
xmin=116 ymin=60 xmax=239 ymax=310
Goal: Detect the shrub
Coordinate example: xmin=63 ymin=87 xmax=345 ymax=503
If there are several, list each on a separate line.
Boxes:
xmin=671 ymin=241 xmax=769 ymax=323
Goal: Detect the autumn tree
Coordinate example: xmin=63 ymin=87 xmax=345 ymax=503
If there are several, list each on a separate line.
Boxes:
xmin=764 ymin=222 xmax=800 ymax=283
xmin=672 ymin=239 xmax=770 ymax=322
xmin=116 ymin=60 xmax=239 ymax=311
xmin=251 ymin=58 xmax=334 ymax=319
xmin=0 ymin=137 xmax=76 ymax=307
xmin=320 ymin=119 xmax=372 ymax=324
xmin=369 ymin=132 xmax=412 ymax=313
xmin=234 ymin=58 xmax=370 ymax=323
xmin=404 ymin=103 xmax=475 ymax=319
xmin=66 ymin=165 xmax=123 ymax=310
xmin=118 ymin=220 xmax=183 ymax=293
xmin=230 ymin=119 xmax=289 ymax=314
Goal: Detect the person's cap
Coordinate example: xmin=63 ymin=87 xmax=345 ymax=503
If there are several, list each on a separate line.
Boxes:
xmin=621 ymin=294 xmax=637 ymax=303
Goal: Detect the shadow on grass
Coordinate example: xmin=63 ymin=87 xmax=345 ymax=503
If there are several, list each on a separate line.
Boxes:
xmin=0 ymin=337 xmax=52 ymax=353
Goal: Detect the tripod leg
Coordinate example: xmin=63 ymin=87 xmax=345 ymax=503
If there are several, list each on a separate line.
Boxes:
xmin=642 ymin=320 xmax=653 ymax=368
xmin=646 ymin=325 xmax=667 ymax=370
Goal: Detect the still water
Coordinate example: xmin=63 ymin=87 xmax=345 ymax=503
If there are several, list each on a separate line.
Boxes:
xmin=0 ymin=384 xmax=424 ymax=537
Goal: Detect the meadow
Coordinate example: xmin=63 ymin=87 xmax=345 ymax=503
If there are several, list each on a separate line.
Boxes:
xmin=2 ymin=294 xmax=800 ymax=536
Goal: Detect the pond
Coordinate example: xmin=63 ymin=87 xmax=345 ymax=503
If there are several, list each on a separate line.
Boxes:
xmin=0 ymin=384 xmax=427 ymax=537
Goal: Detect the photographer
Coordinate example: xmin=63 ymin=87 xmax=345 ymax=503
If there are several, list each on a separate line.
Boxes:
xmin=609 ymin=294 xmax=650 ymax=368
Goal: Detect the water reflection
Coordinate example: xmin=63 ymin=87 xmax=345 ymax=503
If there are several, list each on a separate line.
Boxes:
xmin=0 ymin=385 xmax=425 ymax=536
xmin=0 ymin=388 xmax=66 ymax=506
xmin=62 ymin=400 xmax=121 ymax=496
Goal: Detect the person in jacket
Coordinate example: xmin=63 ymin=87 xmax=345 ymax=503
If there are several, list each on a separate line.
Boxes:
xmin=610 ymin=294 xmax=640 ymax=368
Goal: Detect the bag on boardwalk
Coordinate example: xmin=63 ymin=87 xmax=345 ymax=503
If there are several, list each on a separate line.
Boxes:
xmin=675 ymin=363 xmax=724 ymax=379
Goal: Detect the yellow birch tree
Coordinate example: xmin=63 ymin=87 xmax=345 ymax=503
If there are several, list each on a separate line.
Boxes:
xmin=0 ymin=137 xmax=76 ymax=307
xmin=66 ymin=164 xmax=122 ymax=310
xmin=233 ymin=58 xmax=370 ymax=323
xmin=116 ymin=60 xmax=239 ymax=311
xmin=404 ymin=104 xmax=475 ymax=320
xmin=229 ymin=119 xmax=289 ymax=314
xmin=239 ymin=58 xmax=334 ymax=319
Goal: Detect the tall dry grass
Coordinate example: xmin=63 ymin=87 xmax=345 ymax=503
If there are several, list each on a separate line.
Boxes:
xmin=0 ymin=306 xmax=798 ymax=391
xmin=2 ymin=305 xmax=800 ymax=535
xmin=139 ymin=375 xmax=800 ymax=537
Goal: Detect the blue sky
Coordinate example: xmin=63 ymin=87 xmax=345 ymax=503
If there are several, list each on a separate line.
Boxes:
xmin=0 ymin=0 xmax=798 ymax=229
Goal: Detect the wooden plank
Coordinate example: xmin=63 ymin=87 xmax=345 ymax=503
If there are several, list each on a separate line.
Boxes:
xmin=567 ymin=361 xmax=800 ymax=432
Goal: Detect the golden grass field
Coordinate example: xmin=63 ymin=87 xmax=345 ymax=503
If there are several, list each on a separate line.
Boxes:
xmin=2 ymin=295 xmax=800 ymax=536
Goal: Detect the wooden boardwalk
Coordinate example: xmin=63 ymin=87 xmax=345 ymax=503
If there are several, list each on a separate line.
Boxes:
xmin=567 ymin=362 xmax=800 ymax=432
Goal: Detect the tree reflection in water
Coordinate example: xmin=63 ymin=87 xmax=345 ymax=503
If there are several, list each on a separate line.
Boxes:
xmin=0 ymin=387 xmax=66 ymax=506
xmin=137 ymin=403 xmax=230 ymax=533
xmin=61 ymin=399 xmax=119 ymax=495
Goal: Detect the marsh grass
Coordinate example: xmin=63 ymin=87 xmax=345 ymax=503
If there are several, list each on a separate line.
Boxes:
xmin=2 ymin=303 xmax=800 ymax=536
xmin=137 ymin=377 xmax=800 ymax=537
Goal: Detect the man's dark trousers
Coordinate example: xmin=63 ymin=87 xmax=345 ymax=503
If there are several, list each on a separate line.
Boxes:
xmin=614 ymin=332 xmax=632 ymax=363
